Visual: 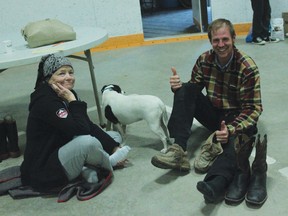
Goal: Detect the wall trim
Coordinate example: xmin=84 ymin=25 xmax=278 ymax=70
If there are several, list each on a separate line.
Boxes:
xmin=91 ymin=23 xmax=251 ymax=52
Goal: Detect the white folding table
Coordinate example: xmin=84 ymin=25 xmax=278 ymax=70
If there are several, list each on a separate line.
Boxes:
xmin=0 ymin=27 xmax=108 ymax=127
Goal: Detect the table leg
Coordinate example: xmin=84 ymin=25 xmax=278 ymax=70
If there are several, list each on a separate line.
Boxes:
xmin=68 ymin=50 xmax=106 ymax=127
xmin=84 ymin=50 xmax=105 ymax=127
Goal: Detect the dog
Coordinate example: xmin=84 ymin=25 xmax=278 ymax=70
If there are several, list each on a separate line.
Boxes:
xmin=101 ymin=84 xmax=172 ymax=153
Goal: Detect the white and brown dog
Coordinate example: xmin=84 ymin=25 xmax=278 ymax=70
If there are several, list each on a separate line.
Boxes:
xmin=101 ymin=84 xmax=172 ymax=153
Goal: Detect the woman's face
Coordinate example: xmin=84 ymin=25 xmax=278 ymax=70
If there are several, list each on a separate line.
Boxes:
xmin=48 ymin=66 xmax=75 ymax=90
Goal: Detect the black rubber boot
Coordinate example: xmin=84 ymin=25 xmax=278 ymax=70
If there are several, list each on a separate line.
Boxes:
xmin=225 ymin=135 xmax=255 ymax=204
xmin=245 ymin=134 xmax=268 ymax=205
xmin=4 ymin=115 xmax=20 ymax=158
xmin=0 ymin=119 xmax=9 ymax=161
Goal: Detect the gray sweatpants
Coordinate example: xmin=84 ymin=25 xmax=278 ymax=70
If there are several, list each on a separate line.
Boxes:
xmin=58 ymin=131 xmax=122 ymax=182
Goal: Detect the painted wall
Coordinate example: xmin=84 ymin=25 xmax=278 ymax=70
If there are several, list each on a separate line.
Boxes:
xmin=0 ymin=0 xmax=142 ymax=40
xmin=1 ymin=0 xmax=287 ymax=41
xmin=211 ymin=0 xmax=288 ymax=23
xmin=211 ymin=1 xmax=252 ymax=23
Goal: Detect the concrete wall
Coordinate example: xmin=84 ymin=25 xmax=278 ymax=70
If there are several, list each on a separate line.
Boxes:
xmin=0 ymin=0 xmax=143 ymax=39
xmin=211 ymin=1 xmax=252 ymax=23
xmin=0 ymin=0 xmax=287 ymax=41
xmin=211 ymin=0 xmax=288 ymax=23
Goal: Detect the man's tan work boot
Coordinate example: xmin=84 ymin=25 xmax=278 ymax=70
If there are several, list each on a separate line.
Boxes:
xmin=151 ymin=144 xmax=190 ymax=172
xmin=194 ymin=132 xmax=223 ymax=173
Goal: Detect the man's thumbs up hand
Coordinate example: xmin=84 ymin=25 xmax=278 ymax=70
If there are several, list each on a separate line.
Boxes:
xmin=171 ymin=67 xmax=177 ymax=76
xmin=215 ymin=121 xmax=229 ymax=144
xmin=170 ymin=67 xmax=182 ymax=90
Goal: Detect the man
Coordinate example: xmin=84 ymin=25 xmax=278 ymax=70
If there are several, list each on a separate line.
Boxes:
xmin=251 ymin=0 xmax=279 ymax=45
xmin=151 ymin=18 xmax=267 ymax=205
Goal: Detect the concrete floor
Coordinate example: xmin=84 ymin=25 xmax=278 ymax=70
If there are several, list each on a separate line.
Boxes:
xmin=0 ymin=36 xmax=288 ymax=216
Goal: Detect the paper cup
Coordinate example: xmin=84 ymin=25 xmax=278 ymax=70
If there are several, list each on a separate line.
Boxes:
xmin=2 ymin=40 xmax=13 ymax=53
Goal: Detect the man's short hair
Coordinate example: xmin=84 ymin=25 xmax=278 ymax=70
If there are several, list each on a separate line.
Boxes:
xmin=207 ymin=18 xmax=236 ymax=42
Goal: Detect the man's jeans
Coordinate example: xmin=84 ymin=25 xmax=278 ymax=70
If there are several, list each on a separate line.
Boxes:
xmin=168 ymin=82 xmax=223 ymax=151
xmin=168 ymin=82 xmax=258 ymax=181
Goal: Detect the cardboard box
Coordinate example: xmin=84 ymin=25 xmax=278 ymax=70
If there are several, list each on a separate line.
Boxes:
xmin=283 ymin=12 xmax=288 ymax=35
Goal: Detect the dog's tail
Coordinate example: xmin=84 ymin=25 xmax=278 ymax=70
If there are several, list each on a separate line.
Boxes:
xmin=162 ymin=105 xmax=169 ymax=126
xmin=160 ymin=105 xmax=170 ymax=138
xmin=165 ymin=105 xmax=172 ymax=119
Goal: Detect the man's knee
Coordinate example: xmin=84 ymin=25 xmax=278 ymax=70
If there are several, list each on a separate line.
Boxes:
xmin=176 ymin=83 xmax=202 ymax=96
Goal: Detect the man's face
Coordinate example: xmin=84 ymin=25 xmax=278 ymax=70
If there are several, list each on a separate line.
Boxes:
xmin=210 ymin=26 xmax=235 ymax=64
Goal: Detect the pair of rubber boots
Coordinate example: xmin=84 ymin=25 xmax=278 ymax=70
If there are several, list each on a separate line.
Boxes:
xmin=0 ymin=115 xmax=20 ymax=162
xmin=225 ymin=134 xmax=268 ymax=206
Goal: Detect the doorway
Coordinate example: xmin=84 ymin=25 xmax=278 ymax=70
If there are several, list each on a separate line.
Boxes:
xmin=140 ymin=0 xmax=212 ymax=39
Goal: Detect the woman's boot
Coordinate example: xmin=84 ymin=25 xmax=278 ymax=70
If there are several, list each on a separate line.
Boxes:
xmin=245 ymin=134 xmax=268 ymax=205
xmin=225 ymin=134 xmax=255 ymax=204
xmin=0 ymin=119 xmax=9 ymax=161
xmin=4 ymin=115 xmax=20 ymax=158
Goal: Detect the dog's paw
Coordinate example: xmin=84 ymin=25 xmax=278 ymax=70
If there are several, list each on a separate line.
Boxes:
xmin=160 ymin=148 xmax=168 ymax=153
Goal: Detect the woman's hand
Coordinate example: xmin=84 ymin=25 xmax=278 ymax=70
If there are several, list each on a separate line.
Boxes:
xmin=215 ymin=121 xmax=229 ymax=144
xmin=170 ymin=67 xmax=182 ymax=91
xmin=51 ymin=83 xmax=76 ymax=102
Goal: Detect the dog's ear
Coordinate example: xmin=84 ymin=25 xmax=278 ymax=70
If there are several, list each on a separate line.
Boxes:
xmin=113 ymin=85 xmax=122 ymax=93
xmin=101 ymin=84 xmax=115 ymax=93
xmin=101 ymin=84 xmax=122 ymax=94
xmin=101 ymin=85 xmax=107 ymax=94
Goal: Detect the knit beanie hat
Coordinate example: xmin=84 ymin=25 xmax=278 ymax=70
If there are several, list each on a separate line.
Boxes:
xmin=35 ymin=54 xmax=73 ymax=89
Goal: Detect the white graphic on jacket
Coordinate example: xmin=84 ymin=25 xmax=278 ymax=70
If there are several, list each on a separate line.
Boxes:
xmin=56 ymin=108 xmax=68 ymax=118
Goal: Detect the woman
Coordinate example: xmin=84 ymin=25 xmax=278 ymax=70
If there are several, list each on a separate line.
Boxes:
xmin=20 ymin=54 xmax=130 ymax=192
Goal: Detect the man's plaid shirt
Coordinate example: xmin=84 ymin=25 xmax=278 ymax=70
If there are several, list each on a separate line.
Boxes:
xmin=190 ymin=46 xmax=263 ymax=135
